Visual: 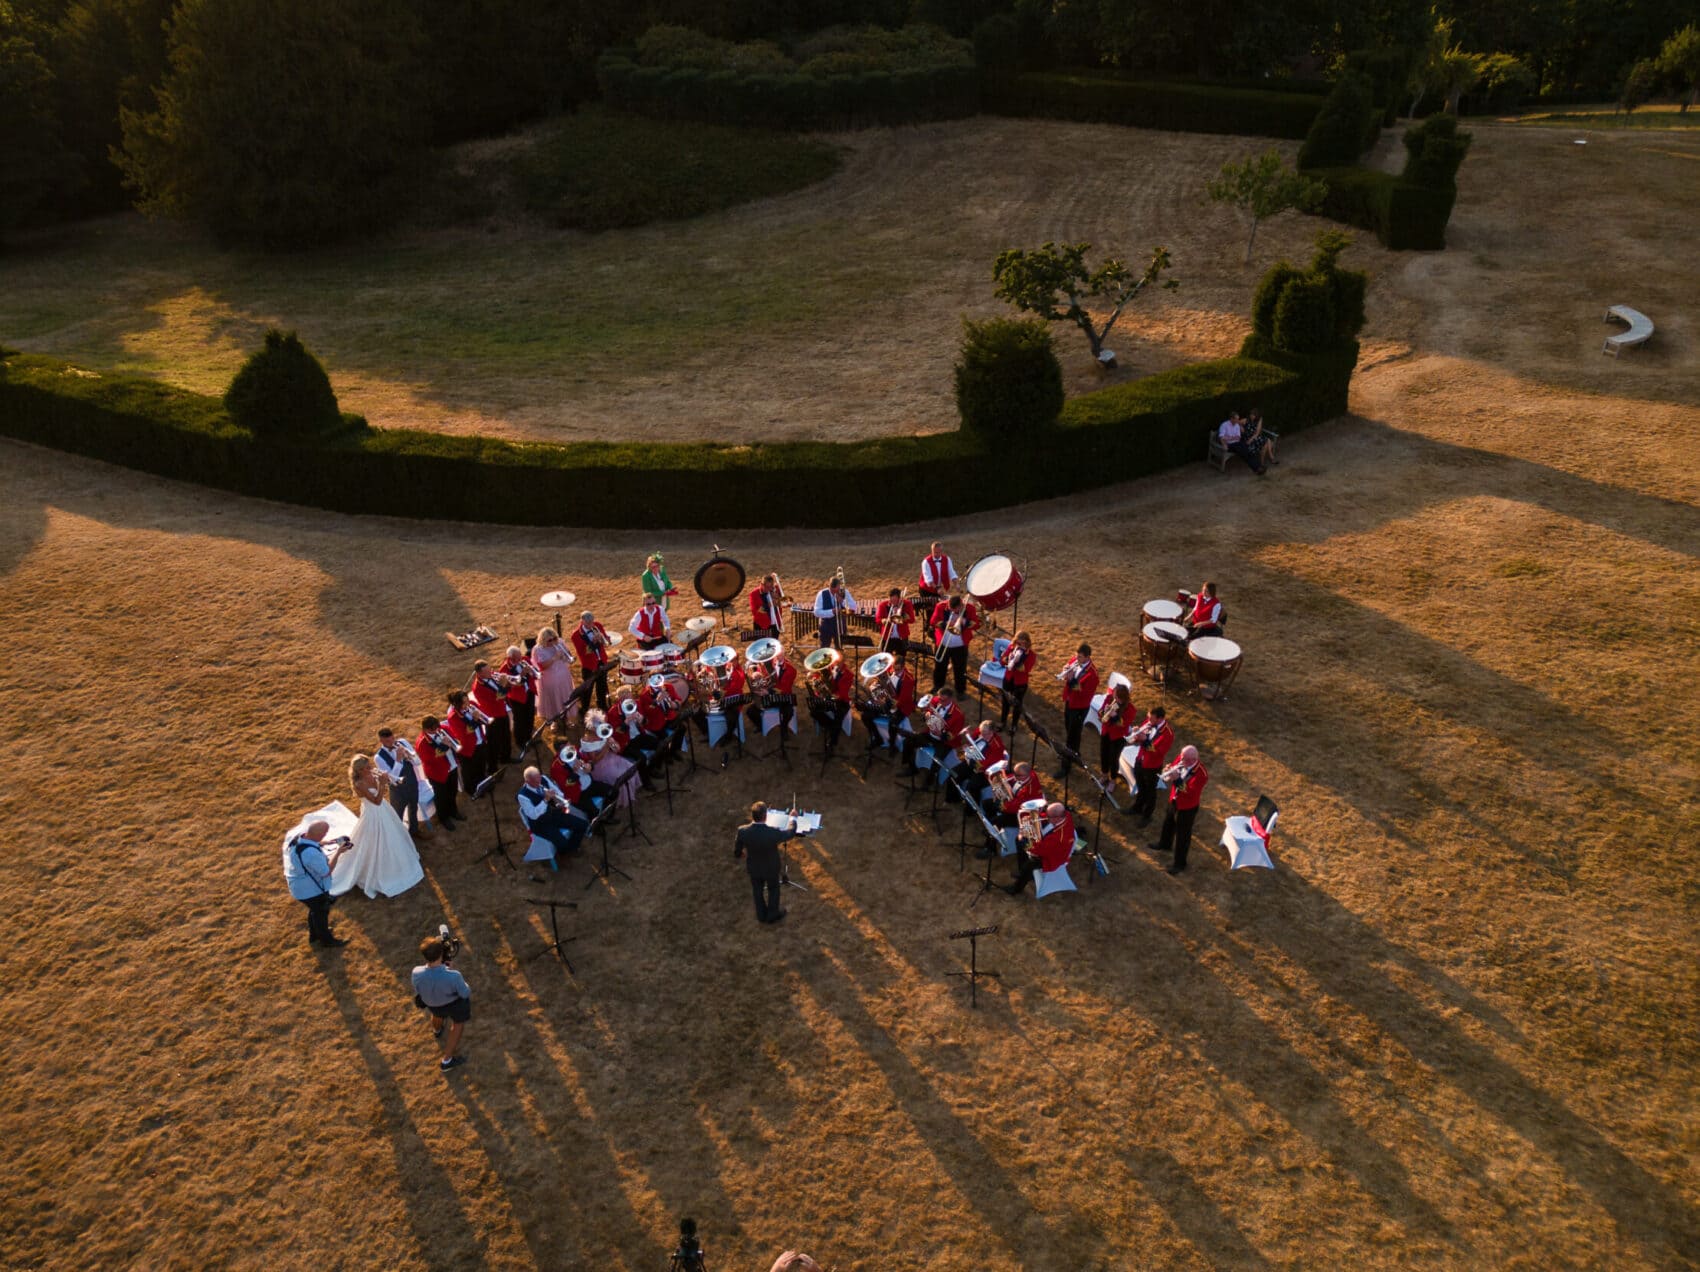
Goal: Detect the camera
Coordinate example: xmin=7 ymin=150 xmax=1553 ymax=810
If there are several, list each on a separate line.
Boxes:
xmin=668 ymin=1217 xmax=706 ymax=1272
xmin=438 ymin=923 xmax=461 ymax=964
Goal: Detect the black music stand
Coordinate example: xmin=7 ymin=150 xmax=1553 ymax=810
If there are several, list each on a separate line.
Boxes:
xmin=967 ymin=815 xmax=1005 ymax=910
xmin=526 ymin=897 xmax=578 ymax=973
xmin=947 ymin=925 xmax=1001 ymax=1008
xmin=765 ymin=706 xmax=795 ymax=768
xmin=616 ymin=769 xmax=652 ymax=847
xmin=472 ymin=769 xmax=515 ymax=870
xmin=585 ymin=798 xmax=632 ymax=889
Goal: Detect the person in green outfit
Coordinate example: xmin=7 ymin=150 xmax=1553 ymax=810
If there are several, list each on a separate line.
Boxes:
xmin=641 ymin=553 xmax=677 ymax=612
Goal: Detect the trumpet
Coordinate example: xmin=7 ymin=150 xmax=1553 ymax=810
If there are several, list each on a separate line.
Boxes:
xmin=1101 ymin=698 xmax=1124 ymax=728
xmin=428 ymin=728 xmax=458 ymax=756
xmin=1159 ymin=759 xmax=1194 ymax=786
xmin=1129 ymin=718 xmax=1159 ymax=747
xmin=461 ymin=702 xmax=495 ymax=727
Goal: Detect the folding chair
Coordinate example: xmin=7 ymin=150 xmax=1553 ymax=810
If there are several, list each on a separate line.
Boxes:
xmin=1220 ymin=794 xmax=1278 ymax=870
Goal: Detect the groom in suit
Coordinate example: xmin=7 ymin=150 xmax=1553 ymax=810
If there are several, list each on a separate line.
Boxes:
xmin=376 ymin=728 xmax=422 ymax=834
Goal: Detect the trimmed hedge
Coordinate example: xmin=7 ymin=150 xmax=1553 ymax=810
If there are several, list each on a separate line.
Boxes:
xmin=1297 ymin=73 xmax=1379 ymax=169
xmin=0 ymin=346 xmax=1355 ymax=529
xmin=1307 ymin=166 xmax=1456 ymax=251
xmin=981 ymin=72 xmax=1322 ymax=139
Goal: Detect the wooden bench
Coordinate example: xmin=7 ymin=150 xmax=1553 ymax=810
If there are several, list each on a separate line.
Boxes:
xmin=1603 ymin=305 xmax=1654 ymax=357
xmin=1207 ymin=426 xmax=1280 ymax=472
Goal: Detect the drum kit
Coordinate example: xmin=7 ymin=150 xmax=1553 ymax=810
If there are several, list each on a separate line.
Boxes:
xmin=540 ymin=590 xmax=577 ymax=635
xmin=1139 ymin=596 xmax=1245 ymax=700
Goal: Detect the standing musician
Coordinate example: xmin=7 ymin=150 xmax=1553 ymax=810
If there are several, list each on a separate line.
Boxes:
xmin=858 ymin=656 xmax=917 ymax=750
xmin=375 ymin=727 xmax=423 ymax=835
xmin=1128 ymin=706 xmax=1174 ymax=824
xmin=811 ymin=576 xmax=857 ymax=651
xmin=744 ymin=651 xmax=799 ymax=737
xmin=958 ymin=720 xmax=1008 ymax=805
xmin=899 ymin=686 xmax=966 ymax=776
xmin=874 ymin=587 xmax=915 ymax=657
xmin=997 ymin=630 xmax=1035 ymax=732
xmin=629 ymin=595 xmax=671 ymax=650
xmin=917 ymin=541 xmax=958 ymax=610
xmin=1178 ymin=582 xmax=1224 ymax=639
xmin=468 ymin=660 xmax=514 ymax=765
xmin=749 ymin=573 xmax=787 ymax=639
xmin=550 ymin=743 xmax=614 ymax=817
xmin=1005 ymin=802 xmax=1076 ymax=895
xmin=1056 ymin=643 xmax=1100 ymax=778
xmin=806 ymin=654 xmax=855 ymax=756
xmin=929 ymin=593 xmax=980 ymax=696
xmin=499 ymin=644 xmax=538 ymax=754
xmin=1151 ymin=745 xmax=1209 ymax=875
xmin=1097 ymin=683 xmax=1135 ymax=784
xmin=516 ymin=767 xmax=586 ymax=859
xmin=416 ymin=716 xmax=463 ymax=830
xmin=571 ymin=611 xmax=614 ymax=709
xmin=444 ymin=691 xmax=490 ymax=792
xmin=641 ymin=553 xmax=677 ymax=612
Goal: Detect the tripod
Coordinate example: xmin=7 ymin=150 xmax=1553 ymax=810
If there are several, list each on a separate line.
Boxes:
xmin=526 ymin=897 xmax=578 ymax=973
xmin=472 ymin=769 xmax=515 ymax=870
xmin=947 ymin=925 xmax=1001 ymax=1007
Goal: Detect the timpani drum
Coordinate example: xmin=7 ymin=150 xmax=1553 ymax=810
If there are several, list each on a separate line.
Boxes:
xmin=1142 ymin=598 xmax=1183 ymax=627
xmin=1188 ymin=636 xmax=1243 ymax=700
xmin=618 ymin=649 xmax=645 ymax=687
xmin=657 ymin=642 xmax=687 ymax=672
xmin=1139 ymin=621 xmax=1188 ymax=682
xmin=965 ymin=553 xmax=1024 ymax=612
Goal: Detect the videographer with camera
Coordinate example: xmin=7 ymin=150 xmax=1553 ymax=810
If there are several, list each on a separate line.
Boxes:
xmin=411 ymin=929 xmax=472 ymax=1073
xmin=283 ymin=818 xmax=353 ymax=949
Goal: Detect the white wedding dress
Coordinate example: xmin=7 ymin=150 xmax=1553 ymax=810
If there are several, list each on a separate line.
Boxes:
xmin=331 ymin=784 xmax=424 ymax=898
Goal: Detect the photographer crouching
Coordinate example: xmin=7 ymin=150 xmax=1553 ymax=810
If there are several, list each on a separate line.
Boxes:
xmin=411 ymin=929 xmax=472 ymax=1074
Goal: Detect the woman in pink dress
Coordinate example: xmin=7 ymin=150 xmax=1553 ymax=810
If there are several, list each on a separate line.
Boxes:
xmin=533 ymin=626 xmax=577 ymax=726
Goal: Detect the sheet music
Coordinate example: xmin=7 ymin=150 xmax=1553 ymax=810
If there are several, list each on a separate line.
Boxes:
xmin=766 ymin=810 xmax=822 ymax=833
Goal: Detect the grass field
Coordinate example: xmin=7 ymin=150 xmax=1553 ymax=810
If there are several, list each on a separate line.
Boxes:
xmin=1 ymin=118 xmax=1698 ymax=1270
xmin=1508 ymin=102 xmax=1700 ymax=129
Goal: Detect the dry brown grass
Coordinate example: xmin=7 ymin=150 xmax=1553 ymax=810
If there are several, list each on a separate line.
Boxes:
xmin=2 ymin=121 xmax=1699 ymax=1271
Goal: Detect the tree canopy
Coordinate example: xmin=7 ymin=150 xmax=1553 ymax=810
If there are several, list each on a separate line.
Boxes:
xmin=992 ymin=241 xmax=1176 ymax=360
xmin=1207 ymin=149 xmax=1326 ymax=263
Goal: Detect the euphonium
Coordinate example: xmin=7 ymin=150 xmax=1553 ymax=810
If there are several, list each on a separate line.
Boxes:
xmin=985 ymin=760 xmax=1014 ymax=804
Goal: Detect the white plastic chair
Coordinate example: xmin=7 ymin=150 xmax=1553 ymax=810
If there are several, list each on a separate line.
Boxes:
xmin=1034 ymin=836 xmax=1080 ymax=898
xmin=1221 ymin=796 xmax=1278 ymax=870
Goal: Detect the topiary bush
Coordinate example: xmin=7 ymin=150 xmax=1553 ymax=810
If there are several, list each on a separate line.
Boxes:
xmin=1252 ymin=230 xmax=1367 ymax=356
xmin=1297 ymin=72 xmax=1376 ymax=169
xmin=1250 ymin=261 xmax=1302 ymax=338
xmin=223 ymin=329 xmax=343 ymax=438
xmin=1401 ymin=113 xmax=1473 ymax=189
xmin=954 ymin=316 xmax=1064 ymax=436
xmin=1271 ymin=276 xmax=1337 ymax=354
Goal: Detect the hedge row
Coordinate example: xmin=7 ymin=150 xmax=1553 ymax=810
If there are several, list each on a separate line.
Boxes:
xmin=597 ymin=52 xmax=978 ymax=129
xmin=1307 ymin=167 xmax=1455 ymax=251
xmin=0 ymin=344 xmax=1354 ymax=529
xmin=981 ymin=71 xmax=1323 ymax=140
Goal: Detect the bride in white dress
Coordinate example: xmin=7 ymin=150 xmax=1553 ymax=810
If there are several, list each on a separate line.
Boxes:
xmin=332 ymin=755 xmax=425 ymax=898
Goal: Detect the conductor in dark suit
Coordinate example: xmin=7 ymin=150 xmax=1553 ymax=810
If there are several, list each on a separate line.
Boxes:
xmin=735 ymin=801 xmax=798 ymax=925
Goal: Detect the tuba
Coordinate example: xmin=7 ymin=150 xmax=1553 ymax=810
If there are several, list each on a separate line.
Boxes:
xmin=985 ymin=759 xmax=1014 ymax=804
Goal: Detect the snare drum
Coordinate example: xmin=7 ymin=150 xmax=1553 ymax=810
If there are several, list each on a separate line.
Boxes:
xmin=640 ymin=650 xmax=666 ymax=680
xmin=1142 ymin=598 xmax=1183 ymax=626
xmin=1139 ymin=621 xmax=1188 ymax=681
xmin=1188 ymin=637 xmax=1243 ymax=700
xmin=618 ymin=650 xmax=645 ymax=687
xmin=965 ymin=553 xmax=1024 ymax=612
xmin=657 ymin=642 xmax=686 ymax=673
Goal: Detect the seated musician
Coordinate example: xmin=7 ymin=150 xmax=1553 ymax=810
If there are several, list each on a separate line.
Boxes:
xmin=858 ymin=658 xmax=916 ymax=750
xmin=499 ymin=644 xmax=538 ymax=753
xmin=807 ymin=657 xmax=854 ymax=756
xmin=929 ymin=594 xmax=980 ymax=696
xmin=698 ymin=658 xmax=747 ymax=748
xmin=612 ymin=700 xmax=662 ymax=784
xmin=582 ymin=709 xmax=646 ymax=796
xmin=875 ymin=587 xmax=914 ymax=656
xmin=812 ymin=577 xmax=856 ymax=651
xmin=749 ymin=574 xmax=786 ymax=640
xmin=517 ymin=767 xmax=586 ymax=859
xmin=1097 ymin=683 xmax=1135 ymax=784
xmin=899 ymin=686 xmax=965 ymax=776
xmin=997 ymin=630 xmax=1034 ymax=731
xmin=1217 ymin=412 xmax=1266 ymax=475
xmin=959 ymin=720 xmax=1008 ymax=804
xmin=469 ymin=660 xmax=514 ymax=765
xmin=993 ymin=761 xmax=1044 ymax=829
xmin=444 ymin=691 xmax=488 ymax=793
xmin=637 ymin=676 xmax=685 ymax=755
xmin=550 ymin=744 xmax=614 ymax=817
xmin=1179 ymin=582 xmax=1224 ymax=639
xmin=744 ymin=653 xmax=798 ymax=736
xmin=917 ymin=541 xmax=957 ymax=611
xmin=571 ymin=611 xmax=613 ymax=710
xmin=629 ymin=596 xmax=671 ymax=651
xmin=1005 ymin=802 xmax=1076 ymax=894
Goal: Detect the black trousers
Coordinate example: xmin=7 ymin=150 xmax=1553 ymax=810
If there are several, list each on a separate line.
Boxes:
xmin=933 ymin=645 xmax=968 ymax=695
xmin=1158 ymin=803 xmax=1199 ymax=869
xmin=881 ymin=635 xmax=908 ymax=657
xmin=430 ymin=776 xmax=461 ymax=824
xmin=509 ymin=701 xmax=536 ymax=752
xmin=1062 ymin=707 xmax=1088 ymax=768
xmin=746 ymin=698 xmax=794 ymax=736
xmin=1131 ymin=764 xmax=1159 ymax=818
xmin=700 ymin=696 xmax=744 ymax=747
xmin=1009 ymin=850 xmax=1041 ymax=892
xmin=810 ymin=700 xmax=849 ymax=749
xmin=999 ymin=683 xmax=1027 ymax=729
xmin=485 ymin=716 xmax=513 ymax=765
xmin=390 ymin=774 xmax=420 ymax=832
xmin=527 ymin=808 xmax=584 ymax=857
xmin=1100 ymin=735 xmax=1127 ymax=779
xmin=752 ymin=623 xmax=780 ymax=640
xmin=858 ymin=707 xmax=901 ymax=749
xmin=901 ymin=733 xmax=951 ymax=773
xmin=302 ymin=893 xmax=335 ymax=942
xmin=1229 ymin=440 xmax=1265 ymax=473
xmin=457 ymin=749 xmax=487 ymax=796
xmin=750 ymin=873 xmax=782 ymax=922
xmin=586 ymin=668 xmax=610 ymax=709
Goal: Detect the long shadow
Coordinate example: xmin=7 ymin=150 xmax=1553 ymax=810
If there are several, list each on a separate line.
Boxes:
xmin=1121 ymin=1144 xmax=1273 ymax=1271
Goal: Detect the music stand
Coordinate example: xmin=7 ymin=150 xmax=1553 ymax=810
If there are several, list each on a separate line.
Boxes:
xmin=472 ymin=769 xmax=515 ymax=870
xmin=616 ymin=769 xmax=651 ymax=847
xmin=585 ymin=800 xmax=631 ymax=890
xmin=947 ymin=925 xmax=1001 ymax=1008
xmin=526 ymin=897 xmax=578 ymax=973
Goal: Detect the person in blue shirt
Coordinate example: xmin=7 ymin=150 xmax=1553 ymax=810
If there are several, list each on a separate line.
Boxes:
xmin=282 ymin=819 xmax=352 ymax=948
xmin=412 ymin=936 xmax=473 ymax=1073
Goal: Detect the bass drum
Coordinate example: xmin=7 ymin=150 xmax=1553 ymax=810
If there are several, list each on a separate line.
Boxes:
xmin=693 ymin=552 xmax=747 ymax=606
xmin=965 ymin=553 xmax=1024 ymax=612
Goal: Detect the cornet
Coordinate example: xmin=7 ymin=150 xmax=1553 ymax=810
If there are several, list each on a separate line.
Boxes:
xmin=1159 ymin=759 xmax=1194 ymax=786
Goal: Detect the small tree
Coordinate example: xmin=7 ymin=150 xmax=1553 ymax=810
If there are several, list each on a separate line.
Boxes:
xmin=1619 ymin=59 xmax=1660 ymax=114
xmin=1435 ymin=45 xmax=1484 ymax=114
xmin=991 ymin=241 xmax=1176 ymax=361
xmin=1658 ymin=24 xmax=1700 ymax=112
xmin=953 ymin=317 xmax=1063 ymax=435
xmin=1207 ymin=149 xmax=1327 ymax=264
xmin=225 ymin=329 xmax=342 ymax=438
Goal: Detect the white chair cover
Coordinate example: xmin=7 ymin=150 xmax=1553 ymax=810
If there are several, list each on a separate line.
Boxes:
xmin=1221 ymin=815 xmax=1275 ymax=870
xmin=1035 ymin=862 xmax=1078 ymax=898
xmin=524 ymin=833 xmax=558 ymax=867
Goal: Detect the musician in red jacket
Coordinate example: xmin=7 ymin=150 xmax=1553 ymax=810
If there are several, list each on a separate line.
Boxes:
xmin=1056 ymin=643 xmax=1099 ymax=778
xmin=917 ymin=541 xmax=957 ymax=610
xmin=959 ymin=720 xmax=1008 ymax=805
xmin=549 ymin=744 xmax=614 ymax=818
xmin=443 ymin=691 xmax=488 ymax=793
xmin=468 ymin=660 xmax=514 ymax=765
xmin=997 ymin=630 xmax=1035 ymax=732
xmin=1128 ymin=706 xmax=1174 ymax=824
xmin=858 ymin=658 xmax=917 ymax=750
xmin=1006 ymin=803 xmax=1075 ymax=894
xmin=929 ymin=594 xmax=980 ymax=696
xmin=1151 ymin=745 xmax=1209 ymax=875
xmin=749 ymin=574 xmax=786 ymax=639
xmin=417 ymin=717 xmax=463 ymax=829
xmin=701 ymin=659 xmax=748 ymax=750
xmin=1179 ymin=582 xmax=1223 ymax=639
xmin=900 ymin=687 xmax=965 ymax=775
xmin=628 ymin=596 xmax=670 ymax=650
xmin=745 ymin=654 xmax=798 ymax=737
xmin=875 ymin=588 xmax=915 ymax=656
xmin=499 ymin=644 xmax=538 ymax=754
xmin=1097 ymin=682 xmax=1135 ymax=783
xmin=570 ymin=611 xmax=614 ymax=709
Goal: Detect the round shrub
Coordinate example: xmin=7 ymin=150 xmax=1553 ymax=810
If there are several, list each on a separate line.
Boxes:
xmin=1271 ymin=276 xmax=1338 ymax=354
xmin=954 ymin=316 xmax=1063 ymax=436
xmin=1251 ymin=261 xmax=1301 ymax=338
xmin=224 ymin=329 xmax=341 ymax=437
